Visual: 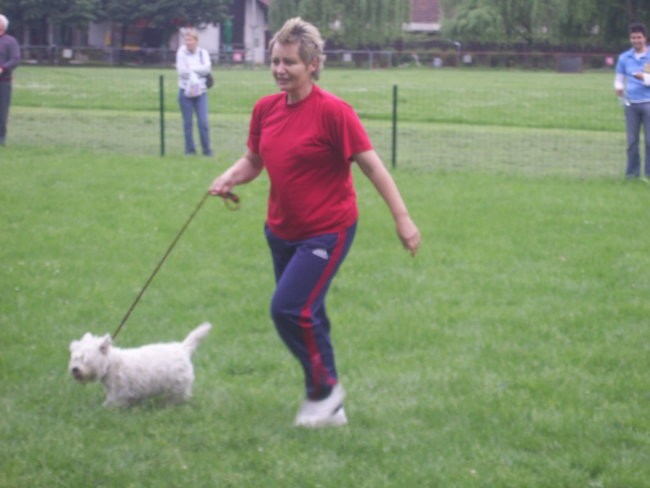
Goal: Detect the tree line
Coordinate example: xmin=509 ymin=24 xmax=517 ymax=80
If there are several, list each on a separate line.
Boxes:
xmin=0 ymin=0 xmax=232 ymax=46
xmin=0 ymin=0 xmax=648 ymax=50
xmin=440 ymin=0 xmax=649 ymax=49
xmin=273 ymin=0 xmax=649 ymax=49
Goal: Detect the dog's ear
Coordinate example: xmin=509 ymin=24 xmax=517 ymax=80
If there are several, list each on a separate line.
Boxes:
xmin=69 ymin=340 xmax=78 ymax=352
xmin=82 ymin=332 xmax=92 ymax=340
xmin=99 ymin=335 xmax=112 ymax=354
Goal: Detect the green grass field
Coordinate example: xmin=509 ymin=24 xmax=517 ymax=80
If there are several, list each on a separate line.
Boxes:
xmin=1 ymin=67 xmax=649 ymax=487
xmin=9 ymin=66 xmax=626 ymax=176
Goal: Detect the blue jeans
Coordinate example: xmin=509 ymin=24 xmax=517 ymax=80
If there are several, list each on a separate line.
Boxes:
xmin=265 ymin=223 xmax=357 ymax=400
xmin=178 ymin=89 xmax=212 ymax=155
xmin=624 ymin=102 xmax=650 ymax=177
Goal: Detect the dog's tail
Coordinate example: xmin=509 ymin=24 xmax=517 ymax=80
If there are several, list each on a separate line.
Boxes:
xmin=182 ymin=322 xmax=212 ymax=355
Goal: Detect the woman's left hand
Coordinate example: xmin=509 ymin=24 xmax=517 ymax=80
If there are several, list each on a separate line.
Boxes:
xmin=396 ymin=215 xmax=421 ymax=256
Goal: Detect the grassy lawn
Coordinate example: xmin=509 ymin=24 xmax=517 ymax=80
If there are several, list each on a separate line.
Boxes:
xmin=9 ymin=66 xmax=626 ymax=176
xmin=0 ymin=67 xmax=648 ymax=487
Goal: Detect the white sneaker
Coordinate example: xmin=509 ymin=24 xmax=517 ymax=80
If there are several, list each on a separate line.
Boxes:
xmin=294 ymin=383 xmax=348 ymax=428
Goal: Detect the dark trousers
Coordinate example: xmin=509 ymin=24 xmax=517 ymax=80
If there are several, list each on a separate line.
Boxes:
xmin=265 ymin=222 xmax=357 ymax=400
xmin=624 ymin=102 xmax=650 ymax=177
xmin=0 ymin=81 xmax=12 ymax=143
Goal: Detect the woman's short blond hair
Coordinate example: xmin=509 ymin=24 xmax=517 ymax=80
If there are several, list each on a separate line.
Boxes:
xmin=182 ymin=27 xmax=199 ymax=42
xmin=269 ymin=17 xmax=325 ymax=80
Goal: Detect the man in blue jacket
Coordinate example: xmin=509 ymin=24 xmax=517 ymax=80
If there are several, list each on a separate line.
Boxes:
xmin=615 ymin=22 xmax=650 ymax=179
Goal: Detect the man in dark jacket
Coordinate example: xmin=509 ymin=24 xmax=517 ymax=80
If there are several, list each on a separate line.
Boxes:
xmin=0 ymin=14 xmax=21 ymax=146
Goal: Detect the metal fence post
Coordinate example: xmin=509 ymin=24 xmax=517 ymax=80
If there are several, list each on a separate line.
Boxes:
xmin=391 ymin=84 xmax=398 ymax=169
xmin=159 ymin=74 xmax=165 ymax=156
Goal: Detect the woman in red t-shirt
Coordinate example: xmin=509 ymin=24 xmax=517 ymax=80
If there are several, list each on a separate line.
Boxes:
xmin=210 ymin=17 xmax=420 ymax=429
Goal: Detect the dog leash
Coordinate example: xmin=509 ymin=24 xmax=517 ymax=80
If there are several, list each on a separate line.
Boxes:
xmin=112 ymin=190 xmax=240 ymax=340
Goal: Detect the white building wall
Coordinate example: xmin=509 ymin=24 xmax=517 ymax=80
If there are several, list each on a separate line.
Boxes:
xmin=87 ymin=22 xmax=111 ymax=47
xmin=244 ymin=0 xmax=267 ymax=64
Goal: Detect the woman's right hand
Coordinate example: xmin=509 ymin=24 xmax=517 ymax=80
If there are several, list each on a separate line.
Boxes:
xmin=208 ymin=150 xmax=264 ymax=197
xmin=209 ymin=172 xmax=234 ymax=197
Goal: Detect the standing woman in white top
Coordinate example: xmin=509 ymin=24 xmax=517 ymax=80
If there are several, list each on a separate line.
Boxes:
xmin=176 ymin=28 xmax=213 ymax=156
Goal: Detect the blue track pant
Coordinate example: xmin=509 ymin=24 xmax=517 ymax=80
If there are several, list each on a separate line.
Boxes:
xmin=265 ymin=222 xmax=357 ymax=400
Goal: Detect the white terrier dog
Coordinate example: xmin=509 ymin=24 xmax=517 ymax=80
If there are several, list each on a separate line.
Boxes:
xmin=68 ymin=322 xmax=212 ymax=407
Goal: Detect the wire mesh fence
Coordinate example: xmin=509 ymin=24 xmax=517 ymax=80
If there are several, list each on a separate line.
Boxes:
xmin=7 ymin=66 xmax=626 ymax=179
xmin=20 ymin=46 xmax=617 ymax=71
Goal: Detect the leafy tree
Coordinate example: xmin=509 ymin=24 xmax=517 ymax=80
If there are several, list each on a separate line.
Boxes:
xmin=440 ymin=0 xmax=650 ymax=48
xmin=0 ymin=0 xmax=100 ymax=40
xmin=268 ymin=0 xmax=300 ymax=30
xmin=441 ymin=0 xmax=550 ymax=46
xmin=595 ymin=0 xmax=650 ymax=47
xmin=0 ymin=0 xmax=231 ymax=46
xmin=439 ymin=0 xmax=503 ymax=44
xmin=547 ymin=0 xmax=598 ymax=43
xmin=269 ymin=0 xmax=409 ymax=49
xmin=491 ymin=0 xmax=532 ymax=44
xmin=338 ymin=0 xmax=410 ymax=48
xmin=99 ymin=0 xmax=232 ymax=46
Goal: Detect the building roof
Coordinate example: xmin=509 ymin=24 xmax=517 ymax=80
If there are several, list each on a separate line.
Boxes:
xmin=405 ymin=0 xmax=441 ymax=32
xmin=412 ymin=0 xmax=441 ymax=23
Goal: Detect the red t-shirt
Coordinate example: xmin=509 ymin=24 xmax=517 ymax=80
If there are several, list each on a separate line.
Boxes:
xmin=247 ymin=84 xmax=373 ymax=240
